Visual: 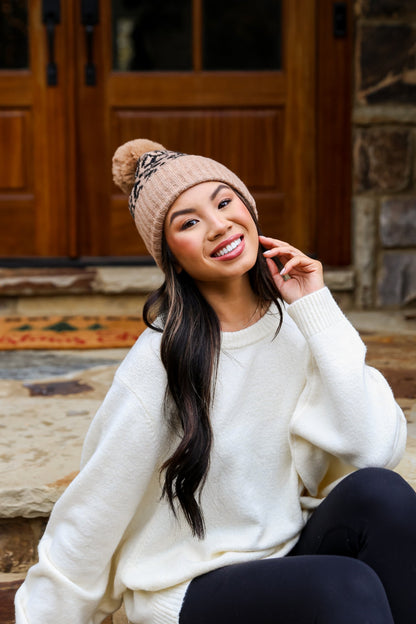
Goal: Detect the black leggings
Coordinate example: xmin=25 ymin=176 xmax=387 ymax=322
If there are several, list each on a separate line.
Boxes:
xmin=179 ymin=468 xmax=416 ymax=624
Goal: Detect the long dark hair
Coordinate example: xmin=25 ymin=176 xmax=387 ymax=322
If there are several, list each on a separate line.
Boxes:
xmin=143 ymin=202 xmax=283 ymax=538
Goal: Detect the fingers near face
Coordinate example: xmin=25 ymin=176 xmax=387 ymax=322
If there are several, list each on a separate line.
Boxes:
xmin=259 ymin=235 xmax=302 ymax=257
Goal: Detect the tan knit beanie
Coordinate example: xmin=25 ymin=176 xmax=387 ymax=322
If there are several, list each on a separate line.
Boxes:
xmin=112 ymin=139 xmax=257 ymax=269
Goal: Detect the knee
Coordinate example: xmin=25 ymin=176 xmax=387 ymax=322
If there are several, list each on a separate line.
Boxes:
xmin=342 ymin=468 xmax=416 ymax=521
xmin=321 ymin=559 xmax=393 ymax=622
xmin=338 ymin=558 xmax=383 ymax=598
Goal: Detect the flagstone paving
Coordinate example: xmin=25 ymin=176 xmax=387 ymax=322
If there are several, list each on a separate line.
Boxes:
xmin=0 ymin=349 xmax=127 ymax=518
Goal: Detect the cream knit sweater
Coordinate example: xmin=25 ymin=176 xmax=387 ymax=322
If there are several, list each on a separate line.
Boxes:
xmin=15 ymin=288 xmax=407 ymax=624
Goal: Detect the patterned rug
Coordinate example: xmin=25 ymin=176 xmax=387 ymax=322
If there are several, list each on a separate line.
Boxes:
xmin=0 ymin=315 xmax=146 ymax=349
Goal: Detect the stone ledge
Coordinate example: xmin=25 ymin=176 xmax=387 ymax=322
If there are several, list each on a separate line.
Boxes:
xmin=324 ymin=268 xmax=355 ymax=291
xmin=0 ymin=266 xmax=164 ymax=297
xmin=0 ymin=266 xmax=354 ymax=297
xmin=354 ymin=105 xmax=416 ymax=125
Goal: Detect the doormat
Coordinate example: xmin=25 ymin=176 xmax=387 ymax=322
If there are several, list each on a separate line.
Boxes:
xmin=0 ymin=315 xmax=146 ymax=350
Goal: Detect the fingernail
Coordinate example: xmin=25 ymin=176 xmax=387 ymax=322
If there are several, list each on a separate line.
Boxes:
xmin=280 ymin=267 xmax=286 ymax=275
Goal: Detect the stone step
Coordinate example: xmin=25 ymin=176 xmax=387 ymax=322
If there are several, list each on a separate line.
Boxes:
xmin=0 ymin=266 xmax=356 ymax=318
xmin=0 ymin=266 xmax=354 ymax=297
xmin=0 ymin=266 xmax=164 ymax=297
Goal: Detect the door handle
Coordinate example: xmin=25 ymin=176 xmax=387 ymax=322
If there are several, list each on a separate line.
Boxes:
xmin=42 ymin=0 xmax=60 ymax=86
xmin=81 ymin=0 xmax=99 ymax=86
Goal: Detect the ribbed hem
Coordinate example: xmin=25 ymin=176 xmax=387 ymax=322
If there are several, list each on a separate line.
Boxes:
xmin=152 ymin=581 xmax=190 ymax=624
xmin=287 ymin=287 xmax=346 ymax=338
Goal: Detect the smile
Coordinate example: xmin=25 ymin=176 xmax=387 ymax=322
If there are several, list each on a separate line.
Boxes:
xmin=212 ymin=237 xmax=243 ymax=258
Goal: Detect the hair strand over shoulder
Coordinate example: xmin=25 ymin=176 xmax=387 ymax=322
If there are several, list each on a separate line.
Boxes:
xmin=143 ymin=210 xmax=283 ymax=538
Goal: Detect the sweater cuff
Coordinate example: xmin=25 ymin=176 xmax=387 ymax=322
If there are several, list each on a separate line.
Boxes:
xmin=287 ymin=287 xmax=346 ymax=338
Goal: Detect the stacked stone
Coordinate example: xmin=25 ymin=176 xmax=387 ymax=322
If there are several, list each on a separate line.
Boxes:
xmin=353 ymin=0 xmax=416 ymax=307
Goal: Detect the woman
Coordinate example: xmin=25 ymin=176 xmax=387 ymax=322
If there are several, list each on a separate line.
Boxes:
xmin=16 ymin=139 xmax=415 ymax=624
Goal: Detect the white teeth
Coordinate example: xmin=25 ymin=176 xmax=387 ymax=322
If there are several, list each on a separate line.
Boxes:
xmin=214 ymin=237 xmax=242 ymax=257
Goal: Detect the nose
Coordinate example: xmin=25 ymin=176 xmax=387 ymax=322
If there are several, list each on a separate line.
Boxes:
xmin=207 ymin=211 xmax=231 ymax=240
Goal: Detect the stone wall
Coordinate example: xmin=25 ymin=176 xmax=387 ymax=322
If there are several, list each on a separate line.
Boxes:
xmin=353 ymin=0 xmax=416 ymax=308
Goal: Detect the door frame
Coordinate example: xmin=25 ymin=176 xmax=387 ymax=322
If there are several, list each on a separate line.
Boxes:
xmin=315 ymin=0 xmax=352 ymax=266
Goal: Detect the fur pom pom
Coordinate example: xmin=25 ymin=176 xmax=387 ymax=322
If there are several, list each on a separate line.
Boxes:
xmin=112 ymin=139 xmax=166 ymax=195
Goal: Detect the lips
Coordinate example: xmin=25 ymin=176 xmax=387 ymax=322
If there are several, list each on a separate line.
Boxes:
xmin=211 ymin=235 xmax=244 ymax=258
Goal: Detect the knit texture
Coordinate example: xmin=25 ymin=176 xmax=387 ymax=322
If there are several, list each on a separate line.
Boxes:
xmin=112 ymin=139 xmax=257 ymax=268
xmin=15 ymin=288 xmax=406 ymax=624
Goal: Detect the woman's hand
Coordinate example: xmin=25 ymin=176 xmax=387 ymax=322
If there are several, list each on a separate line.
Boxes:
xmin=259 ymin=235 xmax=325 ymax=304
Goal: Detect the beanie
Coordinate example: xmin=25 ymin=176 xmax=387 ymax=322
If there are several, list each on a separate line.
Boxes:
xmin=112 ymin=139 xmax=257 ymax=269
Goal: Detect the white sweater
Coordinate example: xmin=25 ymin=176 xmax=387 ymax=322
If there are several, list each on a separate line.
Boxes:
xmin=15 ymin=288 xmax=407 ymax=624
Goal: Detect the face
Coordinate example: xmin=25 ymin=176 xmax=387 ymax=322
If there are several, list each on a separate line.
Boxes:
xmin=164 ymin=181 xmax=259 ymax=288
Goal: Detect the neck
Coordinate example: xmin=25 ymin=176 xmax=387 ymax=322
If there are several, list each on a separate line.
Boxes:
xmin=196 ymin=276 xmax=261 ymax=332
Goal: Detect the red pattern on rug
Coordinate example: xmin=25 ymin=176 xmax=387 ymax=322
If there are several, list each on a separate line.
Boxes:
xmin=0 ymin=315 xmax=146 ymax=349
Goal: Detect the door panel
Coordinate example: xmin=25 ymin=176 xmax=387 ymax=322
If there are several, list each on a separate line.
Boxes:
xmin=0 ymin=0 xmax=74 ymax=257
xmin=111 ymin=109 xmax=284 ymax=190
xmin=0 ymin=0 xmax=33 ymax=256
xmin=0 ymin=105 xmax=36 ymax=255
xmin=0 ymin=111 xmax=31 ymax=189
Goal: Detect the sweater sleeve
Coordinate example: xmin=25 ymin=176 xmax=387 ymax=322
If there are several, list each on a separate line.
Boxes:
xmin=15 ymin=373 xmax=163 ymax=624
xmin=287 ymin=287 xmax=407 ymax=498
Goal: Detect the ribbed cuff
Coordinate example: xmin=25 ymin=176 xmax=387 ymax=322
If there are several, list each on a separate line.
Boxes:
xmin=152 ymin=581 xmax=190 ymax=624
xmin=287 ymin=287 xmax=346 ymax=338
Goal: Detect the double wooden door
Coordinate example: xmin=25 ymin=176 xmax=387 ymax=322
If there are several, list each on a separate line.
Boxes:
xmin=0 ymin=0 xmax=351 ymax=264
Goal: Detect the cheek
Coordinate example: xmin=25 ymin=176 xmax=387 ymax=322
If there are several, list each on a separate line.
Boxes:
xmin=239 ymin=210 xmax=259 ymax=245
xmin=166 ymin=234 xmax=200 ymax=266
xmin=235 ymin=203 xmax=257 ymax=231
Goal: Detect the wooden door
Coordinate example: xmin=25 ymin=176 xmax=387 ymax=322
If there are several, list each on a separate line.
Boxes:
xmin=78 ymin=0 xmax=317 ymax=259
xmin=0 ymin=0 xmax=351 ymax=265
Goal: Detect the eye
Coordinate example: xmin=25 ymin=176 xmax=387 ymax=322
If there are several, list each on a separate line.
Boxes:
xmin=181 ymin=218 xmax=198 ymax=230
xmin=218 ymin=198 xmax=231 ymax=209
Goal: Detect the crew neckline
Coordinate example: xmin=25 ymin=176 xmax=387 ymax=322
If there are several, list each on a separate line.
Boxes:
xmin=221 ymin=303 xmax=282 ymax=349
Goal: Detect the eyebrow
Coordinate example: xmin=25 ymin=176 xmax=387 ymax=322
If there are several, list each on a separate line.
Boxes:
xmin=169 ymin=207 xmax=195 ymax=225
xmin=210 ymin=184 xmax=230 ymax=201
xmin=169 ymin=184 xmax=231 ymax=225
